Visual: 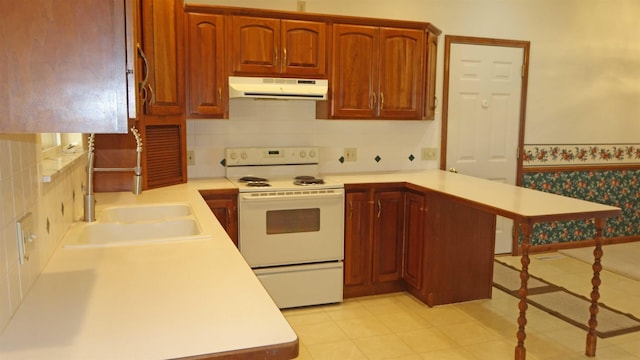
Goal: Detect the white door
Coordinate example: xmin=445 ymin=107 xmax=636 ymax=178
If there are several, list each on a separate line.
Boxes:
xmin=446 ymin=43 xmax=524 ymax=254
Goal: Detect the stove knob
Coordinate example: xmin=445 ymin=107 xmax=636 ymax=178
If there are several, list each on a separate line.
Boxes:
xmin=229 ymin=152 xmax=237 ymax=160
xmin=240 ymin=152 xmax=248 ymax=160
xmin=309 ymin=150 xmax=317 ymax=159
xmin=299 ymin=150 xmax=306 ymax=158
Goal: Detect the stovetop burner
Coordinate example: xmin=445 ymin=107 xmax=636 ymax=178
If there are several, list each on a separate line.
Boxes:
xmin=293 ymin=176 xmax=325 ymax=186
xmin=246 ymin=182 xmax=271 ymax=187
xmin=239 ymin=176 xmax=268 ymax=183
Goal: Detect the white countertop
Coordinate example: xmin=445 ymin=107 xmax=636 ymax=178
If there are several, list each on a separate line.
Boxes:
xmin=0 ymin=171 xmax=620 ymax=359
xmin=0 ymin=178 xmax=297 ymax=360
xmin=325 ymin=170 xmax=620 ymax=221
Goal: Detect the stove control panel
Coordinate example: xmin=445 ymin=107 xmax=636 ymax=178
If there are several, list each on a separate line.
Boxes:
xmin=226 ymin=147 xmax=319 ymax=166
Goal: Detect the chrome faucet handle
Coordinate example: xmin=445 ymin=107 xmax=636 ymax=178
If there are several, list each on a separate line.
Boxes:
xmin=87 ymin=133 xmax=96 ymax=153
xmin=131 ymin=126 xmax=142 ymax=151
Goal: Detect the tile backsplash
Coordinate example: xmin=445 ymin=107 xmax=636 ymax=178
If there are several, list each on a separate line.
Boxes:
xmin=0 ymin=134 xmax=85 ymax=332
xmin=187 ymin=99 xmax=441 ymax=178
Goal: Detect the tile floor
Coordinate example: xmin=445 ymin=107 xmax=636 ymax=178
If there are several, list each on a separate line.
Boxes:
xmin=282 ymin=253 xmax=640 ymax=359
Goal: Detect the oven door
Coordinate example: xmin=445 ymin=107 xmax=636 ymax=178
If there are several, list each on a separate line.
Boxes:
xmin=238 ymin=188 xmax=344 ymax=267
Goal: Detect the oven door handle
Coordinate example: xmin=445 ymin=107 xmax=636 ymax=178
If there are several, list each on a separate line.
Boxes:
xmin=240 ymin=192 xmax=344 ymax=201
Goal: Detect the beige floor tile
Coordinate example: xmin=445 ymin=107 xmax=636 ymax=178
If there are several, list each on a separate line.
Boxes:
xmin=418 ymin=347 xmax=479 ymax=360
xmin=305 ymin=340 xmax=368 ymax=360
xmin=289 ymin=252 xmax=640 ymax=360
xmin=462 ymin=339 xmax=517 ymax=360
xmin=353 ymin=334 xmax=416 ymax=360
xmin=324 ymin=301 xmax=375 ymax=321
xmin=335 ymin=316 xmax=393 ymax=339
xmin=414 ymin=305 xmax=476 ymax=327
xmin=284 ymin=309 xmax=334 ymax=327
xmin=375 ymin=309 xmax=431 ymax=332
xmin=438 ymin=321 xmax=502 ymax=346
xmin=396 ymin=327 xmax=457 ymax=353
xmin=358 ymin=293 xmax=415 ymax=314
xmin=293 ymin=320 xmax=349 ymax=345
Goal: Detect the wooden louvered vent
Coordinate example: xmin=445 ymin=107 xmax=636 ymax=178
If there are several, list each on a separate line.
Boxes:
xmin=144 ymin=124 xmax=186 ymax=189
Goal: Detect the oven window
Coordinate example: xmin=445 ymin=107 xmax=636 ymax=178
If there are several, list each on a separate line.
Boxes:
xmin=266 ymin=208 xmax=320 ymax=234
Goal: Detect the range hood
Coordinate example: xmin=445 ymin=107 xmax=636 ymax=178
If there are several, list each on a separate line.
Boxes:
xmin=228 ymin=76 xmax=328 ymax=100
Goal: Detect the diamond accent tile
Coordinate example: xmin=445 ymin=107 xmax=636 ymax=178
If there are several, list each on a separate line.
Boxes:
xmin=375 ymin=155 xmax=381 ymax=163
xmin=409 ymin=154 xmax=415 ymax=162
xmin=339 ymin=156 xmax=345 ymax=164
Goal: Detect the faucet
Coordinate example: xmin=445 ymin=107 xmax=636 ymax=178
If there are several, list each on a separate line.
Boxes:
xmin=84 ymin=126 xmax=143 ymax=222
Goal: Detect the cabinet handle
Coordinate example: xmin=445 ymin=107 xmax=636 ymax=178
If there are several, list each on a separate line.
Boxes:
xmin=283 ymin=48 xmax=287 ymax=67
xmin=380 ymin=92 xmax=384 ymax=110
xmin=274 ymin=47 xmax=279 ymax=67
xmin=370 ymin=92 xmax=377 ymax=110
xmin=226 ymin=208 xmax=231 ymax=227
xmin=348 ymin=201 xmax=353 ymax=218
xmin=434 ymin=96 xmax=439 ymax=108
xmin=218 ymin=87 xmax=222 ymax=104
xmin=137 ymin=43 xmax=149 ymax=104
xmin=147 ymin=83 xmax=155 ymax=105
xmin=377 ymin=200 xmax=381 ymax=218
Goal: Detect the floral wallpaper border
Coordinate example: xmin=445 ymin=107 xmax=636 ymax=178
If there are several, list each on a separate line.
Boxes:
xmin=523 ymin=144 xmax=640 ymax=167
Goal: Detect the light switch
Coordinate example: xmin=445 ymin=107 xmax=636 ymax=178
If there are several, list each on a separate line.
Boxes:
xmin=16 ymin=212 xmax=35 ymax=264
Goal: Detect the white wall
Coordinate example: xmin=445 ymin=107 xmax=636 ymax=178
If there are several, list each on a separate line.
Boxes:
xmin=0 ymin=135 xmax=85 ymax=332
xmin=187 ymin=0 xmax=640 ymax=177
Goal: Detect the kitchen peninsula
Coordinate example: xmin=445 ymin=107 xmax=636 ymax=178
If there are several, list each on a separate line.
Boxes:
xmin=325 ymin=170 xmax=621 ymax=359
xmin=0 ymin=171 xmax=620 ymax=360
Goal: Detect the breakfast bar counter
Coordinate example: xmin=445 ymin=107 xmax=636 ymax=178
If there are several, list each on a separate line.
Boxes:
xmin=326 ymin=170 xmax=621 ymax=359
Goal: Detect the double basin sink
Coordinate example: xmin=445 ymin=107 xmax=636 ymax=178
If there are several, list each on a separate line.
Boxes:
xmin=64 ymin=203 xmax=208 ymax=248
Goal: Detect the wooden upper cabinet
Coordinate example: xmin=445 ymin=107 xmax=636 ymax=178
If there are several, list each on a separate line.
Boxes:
xmin=330 ymin=24 xmax=379 ymax=119
xmin=424 ymin=32 xmax=438 ymax=120
xmin=185 ymin=12 xmax=227 ymax=118
xmin=230 ymin=16 xmax=327 ymax=77
xmin=326 ymin=24 xmax=427 ymax=120
xmin=280 ymin=20 xmax=327 ymax=77
xmin=139 ymin=0 xmax=185 ymax=116
xmin=378 ymin=27 xmax=425 ymax=119
xmin=0 ymin=0 xmax=134 ymax=133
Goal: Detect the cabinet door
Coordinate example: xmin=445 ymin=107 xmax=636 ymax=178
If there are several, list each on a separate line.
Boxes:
xmin=230 ymin=16 xmax=280 ymax=75
xmin=330 ymin=24 xmax=379 ymax=118
xmin=0 ymin=0 xmax=130 ymax=133
xmin=143 ymin=120 xmax=187 ymax=189
xmin=372 ymin=190 xmax=405 ymax=283
xmin=281 ymin=20 xmax=327 ymax=77
xmin=140 ymin=0 xmax=185 ymax=116
xmin=204 ymin=197 xmax=238 ymax=246
xmin=378 ymin=27 xmax=425 ymax=119
xmin=424 ymin=32 xmax=438 ymax=120
xmin=403 ymin=191 xmax=426 ymax=290
xmin=344 ymin=190 xmax=372 ymax=291
xmin=186 ymin=12 xmax=226 ymax=117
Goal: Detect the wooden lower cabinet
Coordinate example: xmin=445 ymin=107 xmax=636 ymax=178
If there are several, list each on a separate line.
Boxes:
xmin=403 ymin=190 xmax=427 ymax=291
xmin=344 ymin=184 xmax=406 ymax=298
xmin=344 ymin=184 xmax=497 ymax=307
xmin=199 ymin=189 xmax=239 ymax=246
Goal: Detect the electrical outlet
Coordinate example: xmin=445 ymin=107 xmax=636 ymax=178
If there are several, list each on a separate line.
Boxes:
xmin=296 ymin=0 xmax=306 ymax=11
xmin=422 ymin=147 xmax=438 ymax=160
xmin=344 ymin=148 xmax=357 ymax=162
xmin=187 ymin=150 xmax=196 ymax=166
